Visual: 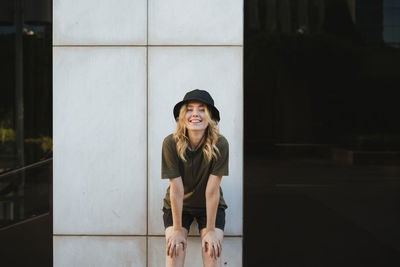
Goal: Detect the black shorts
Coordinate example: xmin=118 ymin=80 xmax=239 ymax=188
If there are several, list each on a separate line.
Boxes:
xmin=162 ymin=207 xmax=226 ymax=232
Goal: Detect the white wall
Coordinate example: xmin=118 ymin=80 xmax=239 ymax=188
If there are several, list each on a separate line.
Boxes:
xmin=53 ymin=0 xmax=243 ymax=266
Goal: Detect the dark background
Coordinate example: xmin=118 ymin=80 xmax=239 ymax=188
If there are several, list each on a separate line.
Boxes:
xmin=244 ymin=0 xmax=400 ymax=266
xmin=0 ymin=1 xmax=52 ymax=266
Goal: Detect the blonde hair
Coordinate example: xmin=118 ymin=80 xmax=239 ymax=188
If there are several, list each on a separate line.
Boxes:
xmin=173 ymin=103 xmax=220 ymax=163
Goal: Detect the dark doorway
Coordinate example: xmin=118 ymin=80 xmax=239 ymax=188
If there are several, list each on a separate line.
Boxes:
xmin=244 ymin=0 xmax=400 ymax=266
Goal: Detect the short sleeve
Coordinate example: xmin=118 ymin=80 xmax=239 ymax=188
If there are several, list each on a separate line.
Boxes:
xmin=161 ymin=135 xmax=181 ymax=179
xmin=210 ymin=136 xmax=229 ymax=176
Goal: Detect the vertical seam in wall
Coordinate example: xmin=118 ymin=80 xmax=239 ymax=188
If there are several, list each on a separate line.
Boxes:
xmin=241 ymin=0 xmax=245 ymax=257
xmin=242 ymin=2 xmax=245 ymax=265
xmin=146 ymin=0 xmax=149 ymax=266
xmin=241 ymin=3 xmax=245 ymax=265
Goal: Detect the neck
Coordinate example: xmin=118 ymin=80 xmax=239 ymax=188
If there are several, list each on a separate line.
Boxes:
xmin=187 ymin=130 xmax=205 ymax=150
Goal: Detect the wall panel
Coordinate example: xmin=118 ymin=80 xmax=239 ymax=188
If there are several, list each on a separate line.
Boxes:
xmin=147 ymin=47 xmax=243 ymax=235
xmin=148 ymin=236 xmax=242 ymax=267
xmin=53 ymin=47 xmax=147 ymax=235
xmin=54 ymin=236 xmax=146 ymax=267
xmin=54 ymin=0 xmax=147 ymax=45
xmin=148 ymin=0 xmax=243 ymax=45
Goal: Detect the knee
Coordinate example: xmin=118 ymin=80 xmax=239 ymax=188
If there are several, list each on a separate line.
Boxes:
xmin=203 ymin=254 xmax=218 ymax=263
xmin=175 ymin=245 xmax=185 ymax=255
xmin=202 ymin=248 xmax=220 ymax=263
xmin=166 ymin=245 xmax=186 ymax=259
xmin=202 ymin=254 xmax=220 ymax=267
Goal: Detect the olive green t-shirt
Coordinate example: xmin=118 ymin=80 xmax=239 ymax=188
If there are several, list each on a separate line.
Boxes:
xmin=161 ymin=134 xmax=229 ymax=211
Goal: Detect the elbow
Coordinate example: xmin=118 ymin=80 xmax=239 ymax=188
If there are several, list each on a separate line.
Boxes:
xmin=170 ymin=187 xmax=184 ymax=199
xmin=205 ymin=188 xmax=220 ymax=199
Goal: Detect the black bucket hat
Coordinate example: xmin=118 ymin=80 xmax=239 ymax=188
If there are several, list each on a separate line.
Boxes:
xmin=173 ymin=89 xmax=220 ymax=122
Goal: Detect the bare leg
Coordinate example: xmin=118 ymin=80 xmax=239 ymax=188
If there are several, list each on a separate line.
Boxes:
xmin=165 ymin=226 xmax=188 ymax=267
xmin=200 ymin=228 xmax=224 ymax=267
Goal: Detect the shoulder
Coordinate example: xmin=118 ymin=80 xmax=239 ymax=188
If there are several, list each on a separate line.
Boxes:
xmin=163 ymin=134 xmax=177 ymax=149
xmin=163 ymin=133 xmax=175 ymax=143
xmin=163 ymin=134 xmax=176 ymax=145
xmin=216 ymin=134 xmax=229 ymax=149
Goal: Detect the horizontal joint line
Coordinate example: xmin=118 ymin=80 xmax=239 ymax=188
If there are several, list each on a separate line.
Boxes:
xmin=53 ymin=45 xmax=243 ymax=48
xmin=53 ymin=234 xmax=243 ymax=237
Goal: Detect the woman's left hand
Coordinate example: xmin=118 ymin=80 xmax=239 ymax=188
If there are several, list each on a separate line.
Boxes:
xmin=202 ymin=229 xmax=222 ymax=260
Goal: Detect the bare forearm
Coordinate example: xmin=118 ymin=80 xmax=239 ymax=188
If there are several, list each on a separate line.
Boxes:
xmin=205 ymin=189 xmax=220 ymax=230
xmin=170 ymin=187 xmax=184 ymax=230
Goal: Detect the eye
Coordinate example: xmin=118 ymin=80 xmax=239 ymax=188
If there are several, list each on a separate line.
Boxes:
xmin=187 ymin=108 xmax=193 ymax=112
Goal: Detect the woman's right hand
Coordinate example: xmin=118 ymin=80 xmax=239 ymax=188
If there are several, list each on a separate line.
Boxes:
xmin=166 ymin=228 xmax=187 ymax=258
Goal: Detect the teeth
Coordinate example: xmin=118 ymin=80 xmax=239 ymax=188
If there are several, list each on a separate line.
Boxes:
xmin=191 ymin=120 xmax=201 ymax=123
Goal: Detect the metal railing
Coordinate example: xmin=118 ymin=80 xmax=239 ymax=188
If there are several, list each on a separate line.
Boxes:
xmin=0 ymin=158 xmax=52 ymax=228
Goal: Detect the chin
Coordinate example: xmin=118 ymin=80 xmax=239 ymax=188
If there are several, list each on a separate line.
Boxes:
xmin=187 ymin=125 xmax=207 ymax=132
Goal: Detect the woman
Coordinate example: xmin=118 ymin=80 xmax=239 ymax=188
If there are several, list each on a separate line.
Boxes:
xmin=161 ymin=89 xmax=229 ymax=267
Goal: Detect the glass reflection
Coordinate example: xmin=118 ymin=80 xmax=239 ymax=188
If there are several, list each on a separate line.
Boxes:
xmin=244 ymin=0 xmax=400 ymax=266
xmin=0 ymin=0 xmax=52 ymax=227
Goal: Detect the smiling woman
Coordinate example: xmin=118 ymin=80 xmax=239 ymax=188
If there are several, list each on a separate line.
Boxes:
xmin=161 ymin=89 xmax=229 ymax=267
xmin=185 ymin=102 xmax=207 ymax=132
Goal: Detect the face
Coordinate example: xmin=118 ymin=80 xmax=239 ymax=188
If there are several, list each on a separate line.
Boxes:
xmin=184 ymin=101 xmax=209 ymax=133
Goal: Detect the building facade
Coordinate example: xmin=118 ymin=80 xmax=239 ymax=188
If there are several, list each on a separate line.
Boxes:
xmin=53 ymin=0 xmax=243 ymax=266
xmin=2 ymin=0 xmax=400 ymax=266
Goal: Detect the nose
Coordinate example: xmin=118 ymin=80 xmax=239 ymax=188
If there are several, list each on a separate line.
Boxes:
xmin=192 ymin=109 xmax=199 ymax=116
